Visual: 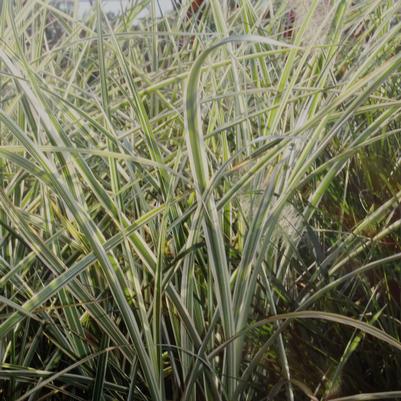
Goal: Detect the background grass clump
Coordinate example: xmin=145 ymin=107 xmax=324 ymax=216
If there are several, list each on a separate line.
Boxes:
xmin=0 ymin=0 xmax=401 ymax=400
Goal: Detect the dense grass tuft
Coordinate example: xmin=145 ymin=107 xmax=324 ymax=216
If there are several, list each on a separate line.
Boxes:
xmin=1 ymin=1 xmax=401 ymax=400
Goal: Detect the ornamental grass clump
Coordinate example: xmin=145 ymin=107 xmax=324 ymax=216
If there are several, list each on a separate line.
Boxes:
xmin=0 ymin=0 xmax=401 ymax=400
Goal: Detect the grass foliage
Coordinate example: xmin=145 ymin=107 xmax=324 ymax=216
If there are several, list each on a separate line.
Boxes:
xmin=1 ymin=0 xmax=401 ymax=400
